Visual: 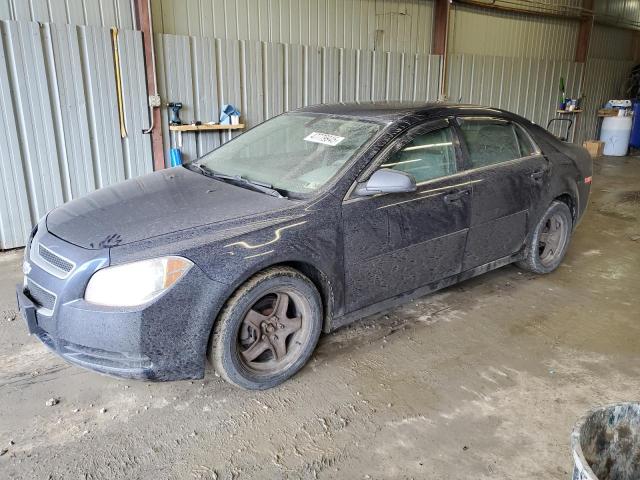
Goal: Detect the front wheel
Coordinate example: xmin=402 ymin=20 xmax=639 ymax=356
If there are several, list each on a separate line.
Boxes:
xmin=208 ymin=267 xmax=322 ymax=390
xmin=517 ymin=201 xmax=573 ymax=274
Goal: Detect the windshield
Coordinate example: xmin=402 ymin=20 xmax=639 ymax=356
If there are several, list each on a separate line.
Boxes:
xmin=196 ymin=113 xmax=383 ymax=195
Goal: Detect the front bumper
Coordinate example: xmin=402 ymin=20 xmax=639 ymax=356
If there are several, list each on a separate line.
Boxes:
xmin=18 ymin=228 xmax=231 ymax=381
xmin=17 ymin=284 xmax=156 ymax=378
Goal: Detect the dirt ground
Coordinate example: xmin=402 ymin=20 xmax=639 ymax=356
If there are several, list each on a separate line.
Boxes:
xmin=1 ymin=156 xmax=639 ymax=480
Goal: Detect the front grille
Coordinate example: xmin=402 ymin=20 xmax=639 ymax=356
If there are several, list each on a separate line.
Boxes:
xmin=38 ymin=244 xmax=74 ymax=273
xmin=26 ymin=278 xmax=56 ymax=312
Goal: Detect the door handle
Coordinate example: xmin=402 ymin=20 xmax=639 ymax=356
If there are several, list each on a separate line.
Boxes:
xmin=443 ymin=188 xmax=470 ymax=204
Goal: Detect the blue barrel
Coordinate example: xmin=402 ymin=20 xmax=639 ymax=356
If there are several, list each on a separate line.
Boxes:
xmin=630 ymin=102 xmax=640 ymax=148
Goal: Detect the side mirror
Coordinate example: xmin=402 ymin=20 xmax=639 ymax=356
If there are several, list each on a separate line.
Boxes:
xmin=354 ymin=168 xmax=417 ymax=197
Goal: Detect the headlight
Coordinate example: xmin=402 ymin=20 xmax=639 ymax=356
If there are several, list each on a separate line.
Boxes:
xmin=84 ymin=256 xmax=193 ymax=307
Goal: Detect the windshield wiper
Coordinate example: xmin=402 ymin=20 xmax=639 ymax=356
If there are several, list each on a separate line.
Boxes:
xmin=187 ymin=163 xmax=286 ymax=198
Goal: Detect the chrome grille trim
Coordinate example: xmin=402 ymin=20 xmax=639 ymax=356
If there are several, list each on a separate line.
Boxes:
xmin=38 ymin=244 xmax=74 ymax=273
xmin=29 ymin=229 xmax=76 ymax=279
xmin=25 ymin=278 xmax=56 ymax=316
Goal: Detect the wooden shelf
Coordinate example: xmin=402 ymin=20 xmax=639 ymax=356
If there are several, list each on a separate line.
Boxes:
xmin=556 ymin=109 xmax=582 ymax=114
xmin=169 ymin=123 xmax=245 ymax=132
xmin=597 ymin=109 xmax=621 ymax=118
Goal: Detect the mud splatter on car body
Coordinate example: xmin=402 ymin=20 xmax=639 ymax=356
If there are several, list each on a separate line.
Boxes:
xmin=16 ymin=102 xmax=591 ymax=381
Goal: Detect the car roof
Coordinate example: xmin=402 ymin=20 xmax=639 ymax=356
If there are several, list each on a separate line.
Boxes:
xmin=294 ymin=101 xmax=519 ymax=123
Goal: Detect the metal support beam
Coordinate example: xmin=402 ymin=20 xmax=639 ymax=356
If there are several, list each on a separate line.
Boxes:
xmin=433 ymin=0 xmax=450 ymax=100
xmin=134 ymin=0 xmax=165 ymax=171
xmin=575 ymin=0 xmax=594 ymax=63
xmin=432 ymin=0 xmax=450 ymax=56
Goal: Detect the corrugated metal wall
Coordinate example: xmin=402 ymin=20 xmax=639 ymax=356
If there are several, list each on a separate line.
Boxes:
xmin=0 ymin=21 xmax=152 ymax=250
xmin=0 ymin=0 xmax=134 ymax=27
xmin=449 ymin=4 xmax=580 ymax=59
xmin=1 ymin=1 xmax=637 ymax=249
xmin=446 ymin=5 xmax=635 ymax=145
xmin=155 ymin=33 xmax=442 ymax=164
xmin=447 ymin=54 xmax=584 ymax=141
xmin=577 ymin=57 xmax=634 ymax=143
xmin=447 ymin=4 xmax=586 ymax=143
xmin=151 ymin=0 xmax=435 ymax=54
xmin=595 ymin=0 xmax=640 ymax=30
xmin=589 ymin=24 xmax=636 ymax=61
xmin=574 ymin=23 xmax=637 ymax=143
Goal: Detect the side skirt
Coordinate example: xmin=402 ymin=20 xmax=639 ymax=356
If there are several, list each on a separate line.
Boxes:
xmin=329 ymin=252 xmax=523 ymax=331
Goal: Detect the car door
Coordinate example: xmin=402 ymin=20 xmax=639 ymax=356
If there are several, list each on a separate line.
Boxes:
xmin=455 ymin=117 xmax=549 ymax=270
xmin=342 ymin=120 xmax=473 ymax=313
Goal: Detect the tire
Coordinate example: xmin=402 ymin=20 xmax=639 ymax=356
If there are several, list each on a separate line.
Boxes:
xmin=208 ymin=267 xmax=322 ymax=390
xmin=517 ymin=201 xmax=573 ymax=274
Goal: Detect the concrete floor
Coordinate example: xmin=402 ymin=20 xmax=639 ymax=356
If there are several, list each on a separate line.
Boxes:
xmin=0 ymin=156 xmax=638 ymax=480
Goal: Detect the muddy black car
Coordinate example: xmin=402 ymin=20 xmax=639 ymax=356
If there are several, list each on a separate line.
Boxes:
xmin=16 ymin=103 xmax=592 ymax=389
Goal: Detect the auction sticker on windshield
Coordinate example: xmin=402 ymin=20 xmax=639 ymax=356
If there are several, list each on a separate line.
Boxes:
xmin=304 ymin=132 xmax=345 ymax=146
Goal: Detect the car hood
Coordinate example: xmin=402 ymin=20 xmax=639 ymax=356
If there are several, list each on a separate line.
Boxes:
xmin=46 ymin=167 xmax=292 ymax=249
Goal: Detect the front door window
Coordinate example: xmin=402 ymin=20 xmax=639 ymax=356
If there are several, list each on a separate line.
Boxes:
xmin=381 ymin=127 xmax=457 ymax=183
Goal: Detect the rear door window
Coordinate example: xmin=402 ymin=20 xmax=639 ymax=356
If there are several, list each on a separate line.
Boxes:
xmin=458 ymin=118 xmax=530 ymax=168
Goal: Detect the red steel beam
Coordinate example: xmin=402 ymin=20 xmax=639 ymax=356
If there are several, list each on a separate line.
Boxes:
xmin=432 ymin=0 xmax=450 ymax=56
xmin=134 ymin=0 xmax=165 ymax=171
xmin=575 ymin=0 xmax=594 ymax=63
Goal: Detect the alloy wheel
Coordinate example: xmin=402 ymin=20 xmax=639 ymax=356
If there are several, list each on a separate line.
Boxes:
xmin=538 ymin=212 xmax=569 ymax=267
xmin=237 ymin=289 xmax=311 ymax=374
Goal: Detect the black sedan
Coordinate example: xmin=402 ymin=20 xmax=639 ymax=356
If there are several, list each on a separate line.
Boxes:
xmin=17 ymin=103 xmax=592 ymax=389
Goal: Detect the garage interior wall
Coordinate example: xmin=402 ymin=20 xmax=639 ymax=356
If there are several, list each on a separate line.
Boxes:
xmin=446 ymin=2 xmax=639 ymax=143
xmin=448 ymin=4 xmax=584 ymax=141
xmin=151 ymin=0 xmax=436 ymax=53
xmin=0 ymin=5 xmax=152 ymax=250
xmin=0 ymin=0 xmax=135 ymax=27
xmin=578 ymin=24 xmax=637 ymax=143
xmin=152 ymin=0 xmax=441 ymax=164
xmin=1 ymin=0 xmax=640 ymax=250
xmin=595 ymin=0 xmax=640 ymax=28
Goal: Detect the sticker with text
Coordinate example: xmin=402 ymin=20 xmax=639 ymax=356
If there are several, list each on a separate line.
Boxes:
xmin=304 ymin=132 xmax=345 ymax=146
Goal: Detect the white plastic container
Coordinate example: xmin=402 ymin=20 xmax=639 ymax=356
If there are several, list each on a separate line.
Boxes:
xmin=600 ymin=115 xmax=632 ymax=156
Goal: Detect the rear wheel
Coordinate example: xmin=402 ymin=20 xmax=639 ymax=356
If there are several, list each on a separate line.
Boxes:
xmin=517 ymin=201 xmax=573 ymax=274
xmin=209 ymin=267 xmax=322 ymax=390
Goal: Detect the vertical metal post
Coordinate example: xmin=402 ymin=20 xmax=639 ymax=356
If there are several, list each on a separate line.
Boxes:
xmin=575 ymin=0 xmax=594 ymax=63
xmin=432 ymin=0 xmax=451 ymax=100
xmin=134 ymin=0 xmax=165 ymax=171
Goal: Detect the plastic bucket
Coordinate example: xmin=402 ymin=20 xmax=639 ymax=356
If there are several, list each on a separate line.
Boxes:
xmin=600 ymin=116 xmax=632 ymax=156
xmin=571 ymin=403 xmax=640 ymax=480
